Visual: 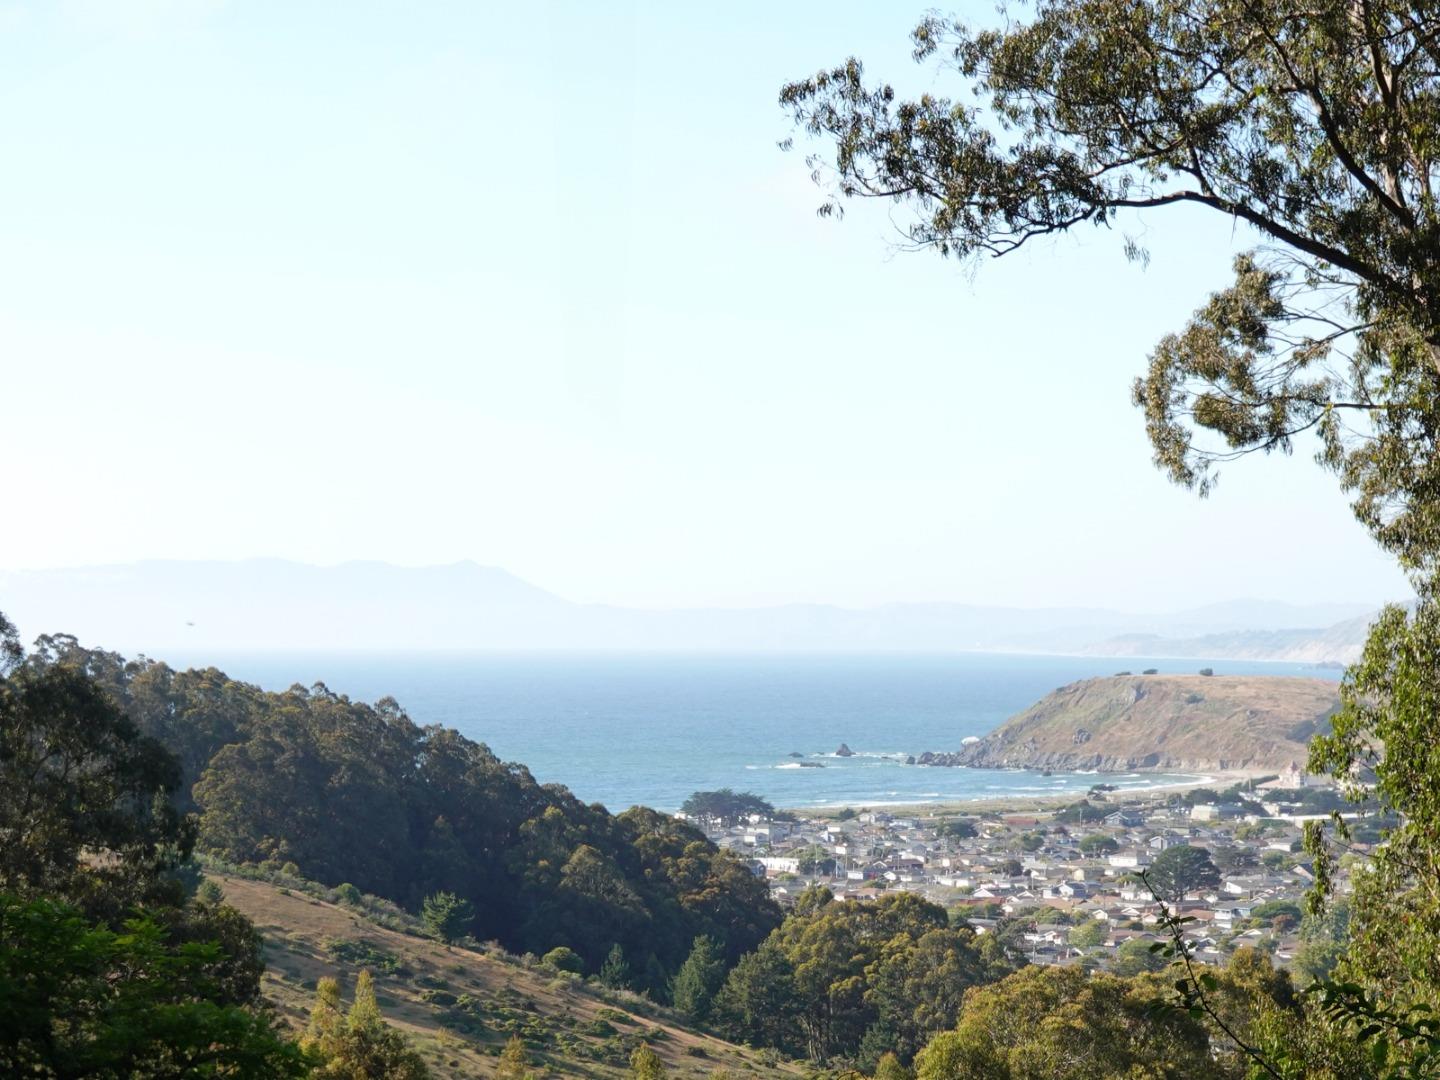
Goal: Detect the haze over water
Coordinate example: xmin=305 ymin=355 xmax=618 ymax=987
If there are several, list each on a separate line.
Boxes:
xmin=167 ymin=651 xmax=1342 ymax=812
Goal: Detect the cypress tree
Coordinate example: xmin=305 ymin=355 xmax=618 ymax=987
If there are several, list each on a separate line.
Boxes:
xmin=669 ymin=935 xmax=726 ymax=1023
xmin=600 ymin=943 xmax=630 ymax=989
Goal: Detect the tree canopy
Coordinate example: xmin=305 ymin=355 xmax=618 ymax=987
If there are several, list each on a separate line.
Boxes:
xmin=716 ymin=887 xmax=1018 ymax=1065
xmin=1146 ymin=844 xmax=1222 ymax=902
xmin=0 ymin=661 xmax=194 ymax=914
xmin=21 ymin=636 xmax=780 ymax=997
xmin=680 ymin=789 xmax=778 ymax=827
xmin=782 ymin=1 xmax=1440 ymax=578
xmin=0 ymin=624 xmax=312 ymax=1077
xmin=302 ymin=971 xmax=429 ymax=1080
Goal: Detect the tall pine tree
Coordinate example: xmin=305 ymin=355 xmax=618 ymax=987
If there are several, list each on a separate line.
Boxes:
xmin=670 ymin=935 xmax=727 ymax=1024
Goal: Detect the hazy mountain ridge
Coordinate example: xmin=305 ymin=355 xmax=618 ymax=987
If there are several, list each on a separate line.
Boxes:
xmin=0 ymin=559 xmax=1382 ymax=659
xmin=1077 ymin=613 xmax=1375 ymax=665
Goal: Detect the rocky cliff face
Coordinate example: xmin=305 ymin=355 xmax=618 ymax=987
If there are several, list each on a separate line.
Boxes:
xmin=920 ymin=674 xmax=1340 ymax=773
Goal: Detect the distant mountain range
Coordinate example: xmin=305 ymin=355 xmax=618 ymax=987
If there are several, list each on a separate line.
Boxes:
xmin=0 ymin=559 xmax=1383 ymax=662
xmin=1076 ymin=615 xmax=1377 ymax=665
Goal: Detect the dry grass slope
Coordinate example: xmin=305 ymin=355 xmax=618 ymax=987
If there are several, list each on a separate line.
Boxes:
xmin=217 ymin=874 xmax=799 ymax=1079
xmin=953 ymin=674 xmax=1340 ymax=772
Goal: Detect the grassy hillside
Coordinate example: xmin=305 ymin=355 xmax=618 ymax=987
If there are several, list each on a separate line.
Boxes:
xmin=929 ymin=674 xmax=1340 ymax=772
xmin=214 ymin=872 xmax=799 ymax=1079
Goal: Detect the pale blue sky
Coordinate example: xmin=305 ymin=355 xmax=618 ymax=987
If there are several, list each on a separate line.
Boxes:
xmin=0 ymin=0 xmax=1411 ymax=610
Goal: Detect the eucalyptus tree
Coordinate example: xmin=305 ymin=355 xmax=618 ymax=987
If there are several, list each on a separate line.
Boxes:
xmin=781 ymin=0 xmax=1440 ymax=575
xmin=781 ymin=0 xmax=1440 ymax=1060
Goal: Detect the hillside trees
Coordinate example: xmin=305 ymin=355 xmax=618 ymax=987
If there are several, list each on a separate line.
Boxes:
xmin=712 ymin=943 xmax=804 ymax=1056
xmin=716 ymin=888 xmax=1017 ymax=1064
xmin=0 ymin=895 xmax=309 ymax=1078
xmin=188 ymin=682 xmax=781 ymax=983
xmin=24 ymin=634 xmax=256 ymax=816
xmin=302 ymin=972 xmax=429 ymax=1080
xmin=421 ymin=891 xmax=475 ymax=945
xmin=670 ymin=935 xmax=727 ymax=1022
xmin=0 ymin=660 xmax=194 ymax=914
xmin=0 ymin=618 xmax=310 ymax=1076
xmin=4 ymin=631 xmax=783 ymax=999
xmin=17 ymin=640 xmax=782 ymax=993
xmin=1308 ymin=602 xmax=1440 ymax=1004
xmin=915 ymin=956 xmax=1301 ymax=1080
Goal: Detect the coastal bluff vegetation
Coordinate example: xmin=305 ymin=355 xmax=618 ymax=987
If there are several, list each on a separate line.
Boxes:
xmin=920 ymin=675 xmax=1340 ymax=773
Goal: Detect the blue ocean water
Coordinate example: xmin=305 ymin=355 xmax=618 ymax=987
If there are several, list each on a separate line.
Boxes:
xmin=166 ymin=651 xmax=1342 ymax=813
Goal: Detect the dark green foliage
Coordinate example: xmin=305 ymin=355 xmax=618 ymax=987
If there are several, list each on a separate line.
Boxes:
xmin=542 ymin=946 xmax=584 ymax=974
xmin=600 ymin=943 xmax=631 ymax=989
xmin=937 ymin=818 xmax=977 ymax=840
xmin=0 ymin=629 xmax=310 ymax=1074
xmin=325 ymin=939 xmax=404 ymax=976
xmin=421 ymin=890 xmax=475 ymax=944
xmin=18 ymin=640 xmax=781 ymax=990
xmin=157 ymin=895 xmax=268 ymax=1006
xmin=717 ymin=888 xmax=1017 ymax=1064
xmin=1308 ymin=598 xmax=1440 ymax=1007
xmin=333 ymin=883 xmax=362 ymax=906
xmin=1079 ymin=834 xmax=1118 ymax=856
xmin=0 ymin=894 xmax=308 ymax=1078
xmin=26 ymin=635 xmax=253 ymax=816
xmin=679 ymin=789 xmax=776 ymax=827
xmin=195 ymin=879 xmax=225 ymax=906
xmin=712 ymin=943 xmax=803 ymax=1056
xmin=0 ymin=661 xmax=194 ymax=914
xmin=1145 ymin=845 xmax=1221 ymax=903
xmin=1292 ymin=901 xmax=1350 ymax=987
xmin=669 ymin=935 xmax=726 ymax=1023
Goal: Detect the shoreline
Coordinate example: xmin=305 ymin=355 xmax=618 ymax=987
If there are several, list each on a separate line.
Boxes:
xmin=787 ymin=767 xmax=1273 ymax=818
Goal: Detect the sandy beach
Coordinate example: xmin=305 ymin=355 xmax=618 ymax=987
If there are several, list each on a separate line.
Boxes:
xmin=795 ymin=767 xmax=1276 ymax=818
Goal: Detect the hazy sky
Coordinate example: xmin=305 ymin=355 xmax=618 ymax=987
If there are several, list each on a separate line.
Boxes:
xmin=0 ymin=0 xmax=1412 ymax=611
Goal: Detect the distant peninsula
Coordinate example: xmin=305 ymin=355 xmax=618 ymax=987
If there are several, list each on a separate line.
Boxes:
xmin=918 ymin=674 xmax=1341 ymax=773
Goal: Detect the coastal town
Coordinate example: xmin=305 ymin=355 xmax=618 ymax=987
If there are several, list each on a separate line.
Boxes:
xmin=684 ymin=772 xmax=1364 ymax=976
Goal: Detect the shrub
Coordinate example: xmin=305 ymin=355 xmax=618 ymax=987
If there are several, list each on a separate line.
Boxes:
xmin=333 ymin=883 xmax=362 ymax=906
xmin=541 ymin=946 xmax=584 ymax=975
